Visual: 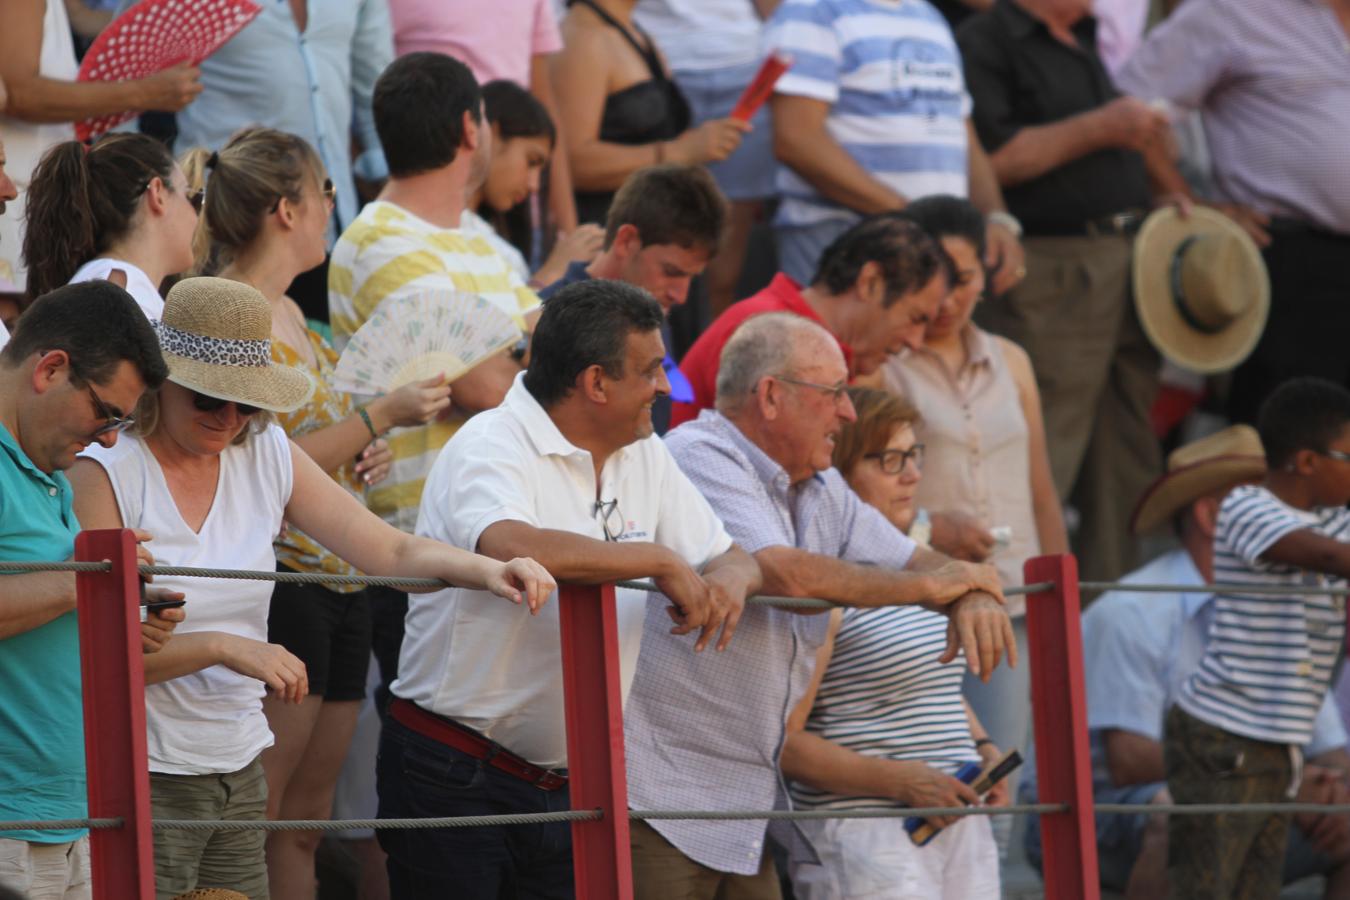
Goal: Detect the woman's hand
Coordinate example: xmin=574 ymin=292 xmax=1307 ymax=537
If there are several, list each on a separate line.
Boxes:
xmin=893 ymin=760 xmax=981 ymax=829
xmin=368 ymin=375 xmax=453 ymax=430
xmin=532 ymin=224 xmax=606 ymax=287
xmin=670 ymin=117 xmax=752 ymax=165
xmin=975 ymin=742 xmax=1010 ymax=807
xmin=486 ymin=557 xmax=557 ymax=615
xmin=354 ymin=438 xmax=392 ymax=486
xmin=219 ymin=635 xmax=308 ymax=703
xmin=140 ymin=591 xmax=185 ymax=653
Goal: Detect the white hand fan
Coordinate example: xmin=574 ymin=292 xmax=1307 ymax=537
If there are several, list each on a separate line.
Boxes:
xmin=331 ymin=289 xmax=522 ymax=396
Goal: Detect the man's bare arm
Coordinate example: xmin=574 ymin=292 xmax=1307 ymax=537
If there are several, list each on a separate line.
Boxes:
xmin=0 ymin=571 xmax=76 ymax=640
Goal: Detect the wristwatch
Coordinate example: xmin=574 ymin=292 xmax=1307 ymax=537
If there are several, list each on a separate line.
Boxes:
xmin=987 ymin=210 xmax=1024 ymax=238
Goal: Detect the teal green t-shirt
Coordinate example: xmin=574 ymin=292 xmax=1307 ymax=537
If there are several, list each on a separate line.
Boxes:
xmin=0 ymin=424 xmax=85 ymax=842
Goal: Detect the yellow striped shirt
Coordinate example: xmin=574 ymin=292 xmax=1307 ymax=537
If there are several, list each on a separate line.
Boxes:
xmin=328 ymin=201 xmax=541 ymax=532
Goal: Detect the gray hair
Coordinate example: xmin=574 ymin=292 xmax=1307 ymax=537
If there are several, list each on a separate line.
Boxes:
xmin=714 ymin=313 xmax=836 ymax=414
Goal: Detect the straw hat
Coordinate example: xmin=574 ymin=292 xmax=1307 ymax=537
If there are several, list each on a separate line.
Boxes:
xmin=156 ymin=277 xmax=313 ymax=413
xmin=1132 ymin=206 xmax=1270 ymax=375
xmin=1130 ymin=424 xmax=1266 ymax=534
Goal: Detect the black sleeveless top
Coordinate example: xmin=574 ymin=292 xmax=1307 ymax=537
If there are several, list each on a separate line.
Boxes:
xmin=569 ymin=0 xmax=691 ymax=224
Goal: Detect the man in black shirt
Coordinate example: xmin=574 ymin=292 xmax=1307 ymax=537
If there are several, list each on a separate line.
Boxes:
xmin=957 ymin=0 xmax=1182 ymax=582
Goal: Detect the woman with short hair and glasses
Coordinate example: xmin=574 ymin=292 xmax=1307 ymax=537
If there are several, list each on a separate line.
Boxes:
xmin=879 ymin=195 xmax=1068 ymax=851
xmin=67 ymin=276 xmax=553 ymax=900
xmin=22 ymin=133 xmax=201 ymax=318
xmin=782 ymin=385 xmax=1006 ymax=899
xmin=180 ymin=127 xmax=458 ymax=898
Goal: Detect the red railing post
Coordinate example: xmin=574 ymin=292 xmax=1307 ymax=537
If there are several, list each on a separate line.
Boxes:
xmin=76 ymin=528 xmax=154 ymax=900
xmin=1024 ymin=554 xmax=1099 ymax=900
xmin=558 ymin=582 xmax=632 ymax=899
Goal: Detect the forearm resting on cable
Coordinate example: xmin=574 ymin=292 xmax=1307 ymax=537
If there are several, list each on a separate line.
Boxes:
xmin=0 ymin=571 xmax=77 ymax=639
xmin=477 ymin=520 xmax=679 ymax=584
xmin=754 ymin=545 xmax=951 ymax=608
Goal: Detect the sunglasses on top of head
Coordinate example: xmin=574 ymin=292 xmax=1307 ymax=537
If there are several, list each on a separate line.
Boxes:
xmin=191 ymin=391 xmax=260 ymax=417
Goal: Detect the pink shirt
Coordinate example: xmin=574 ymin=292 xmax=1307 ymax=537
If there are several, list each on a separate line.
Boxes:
xmin=388 ymin=0 xmax=562 ymax=86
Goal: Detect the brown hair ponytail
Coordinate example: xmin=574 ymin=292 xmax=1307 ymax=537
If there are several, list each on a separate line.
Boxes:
xmin=22 ymin=133 xmax=175 ymax=302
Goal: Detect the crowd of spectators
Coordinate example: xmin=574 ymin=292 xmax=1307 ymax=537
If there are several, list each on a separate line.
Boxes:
xmin=1 ymin=0 xmax=1349 ymax=897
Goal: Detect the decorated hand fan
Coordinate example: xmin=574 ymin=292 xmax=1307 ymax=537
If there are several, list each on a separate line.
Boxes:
xmin=75 ymin=0 xmax=262 ymax=141
xmin=331 ymin=290 xmax=523 ymax=396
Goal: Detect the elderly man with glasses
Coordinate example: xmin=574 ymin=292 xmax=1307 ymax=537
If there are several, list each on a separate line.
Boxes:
xmin=0 ymin=280 xmax=179 ymax=900
xmin=623 ymin=311 xmax=1016 ymax=900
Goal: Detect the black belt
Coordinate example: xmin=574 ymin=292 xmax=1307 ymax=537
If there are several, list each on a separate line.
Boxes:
xmin=1032 ymin=209 xmax=1146 ymax=238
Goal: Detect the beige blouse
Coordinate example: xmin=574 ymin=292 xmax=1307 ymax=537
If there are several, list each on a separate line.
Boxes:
xmin=881 ymin=324 xmax=1039 ymax=614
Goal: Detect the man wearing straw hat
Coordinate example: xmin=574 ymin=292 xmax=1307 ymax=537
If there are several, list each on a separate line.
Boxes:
xmin=0 ymin=281 xmax=177 ymax=900
xmin=1022 ymin=424 xmax=1350 ymax=896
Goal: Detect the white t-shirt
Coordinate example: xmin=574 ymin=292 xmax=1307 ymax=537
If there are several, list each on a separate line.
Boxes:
xmin=393 ymin=374 xmax=733 ymax=768
xmin=68 ymin=258 xmax=164 ymax=321
xmin=82 ymin=424 xmax=294 ymax=775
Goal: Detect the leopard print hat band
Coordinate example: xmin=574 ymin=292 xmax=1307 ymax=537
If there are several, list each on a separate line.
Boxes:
xmin=153 ymin=321 xmax=272 ymax=368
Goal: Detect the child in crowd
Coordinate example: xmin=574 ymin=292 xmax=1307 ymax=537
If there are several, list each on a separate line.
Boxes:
xmin=1165 ymin=377 xmax=1350 ymax=898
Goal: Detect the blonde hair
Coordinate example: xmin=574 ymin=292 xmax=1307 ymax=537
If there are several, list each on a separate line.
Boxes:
xmin=180 ymin=127 xmax=326 ymax=275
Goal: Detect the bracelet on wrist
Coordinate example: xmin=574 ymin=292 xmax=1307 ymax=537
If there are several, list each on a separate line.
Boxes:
xmin=974 ymin=737 xmax=996 ymax=749
xmin=357 ymin=406 xmax=380 ymax=440
xmin=986 ymin=210 xmax=1024 ymax=238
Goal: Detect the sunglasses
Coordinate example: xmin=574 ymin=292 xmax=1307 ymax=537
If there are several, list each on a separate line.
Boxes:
xmin=191 ymin=391 xmax=260 ymax=417
xmin=269 ymin=177 xmax=336 ymax=213
xmin=86 ymin=384 xmax=136 ymax=437
xmin=187 ymin=188 xmax=205 ymax=213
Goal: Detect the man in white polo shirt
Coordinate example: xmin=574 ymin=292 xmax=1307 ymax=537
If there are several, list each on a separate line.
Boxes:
xmin=377 ymin=279 xmax=762 ymax=898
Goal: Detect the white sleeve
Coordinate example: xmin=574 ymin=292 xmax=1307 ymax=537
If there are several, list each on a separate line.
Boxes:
xmin=434 ymin=428 xmax=542 ymax=553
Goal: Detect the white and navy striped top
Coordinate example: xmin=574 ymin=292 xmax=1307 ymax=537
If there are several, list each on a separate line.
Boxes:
xmin=763 ymin=0 xmax=971 ymax=230
xmin=790 ymin=605 xmax=978 ymax=811
xmin=1178 ymin=485 xmax=1350 ymax=746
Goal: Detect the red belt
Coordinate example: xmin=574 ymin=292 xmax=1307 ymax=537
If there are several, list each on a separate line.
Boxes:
xmin=390 ymin=698 xmax=569 ymax=791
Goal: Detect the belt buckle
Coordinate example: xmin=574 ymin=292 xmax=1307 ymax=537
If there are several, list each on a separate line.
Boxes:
xmin=1111 ymin=211 xmax=1141 ymax=235
xmin=534 ymin=769 xmax=565 ymax=790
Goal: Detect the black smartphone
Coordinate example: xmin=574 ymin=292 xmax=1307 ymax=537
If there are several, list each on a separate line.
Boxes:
xmin=145 ymin=597 xmax=187 ymax=614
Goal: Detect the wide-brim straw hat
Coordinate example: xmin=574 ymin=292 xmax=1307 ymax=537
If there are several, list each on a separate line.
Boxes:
xmin=1132 ymin=206 xmax=1270 ymax=375
xmin=1130 ymin=424 xmax=1266 ymax=535
xmin=156 ymin=277 xmax=313 ymax=413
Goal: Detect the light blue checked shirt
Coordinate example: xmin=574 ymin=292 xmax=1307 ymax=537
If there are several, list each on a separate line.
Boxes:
xmin=625 ymin=410 xmax=917 ymax=875
xmin=170 ymin=0 xmax=392 ymax=242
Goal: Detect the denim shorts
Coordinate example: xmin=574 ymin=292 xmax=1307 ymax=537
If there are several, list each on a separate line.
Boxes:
xmin=673 ymin=61 xmax=777 ymax=201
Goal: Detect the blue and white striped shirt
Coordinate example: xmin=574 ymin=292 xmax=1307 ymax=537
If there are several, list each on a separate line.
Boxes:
xmin=1178 ymin=485 xmax=1350 ymax=746
xmin=764 ymin=0 xmax=971 ymax=229
xmin=791 ymin=605 xmax=977 ymax=811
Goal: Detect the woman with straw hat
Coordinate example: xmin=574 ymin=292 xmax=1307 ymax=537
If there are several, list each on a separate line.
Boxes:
xmin=67 ymin=276 xmax=554 ymax=900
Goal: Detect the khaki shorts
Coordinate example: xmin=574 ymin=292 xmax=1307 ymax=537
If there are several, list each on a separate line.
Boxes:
xmin=150 ymin=756 xmax=269 ymax=900
xmin=0 ymin=835 xmax=90 ymax=900
xmin=630 ymin=818 xmax=780 ymax=900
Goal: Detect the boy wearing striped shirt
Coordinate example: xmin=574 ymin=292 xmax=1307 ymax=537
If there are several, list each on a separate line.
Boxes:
xmin=1165 ymin=377 xmax=1350 ymax=898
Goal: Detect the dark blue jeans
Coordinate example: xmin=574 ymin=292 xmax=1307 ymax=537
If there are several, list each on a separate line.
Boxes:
xmin=376 ymin=713 xmax=575 ymax=899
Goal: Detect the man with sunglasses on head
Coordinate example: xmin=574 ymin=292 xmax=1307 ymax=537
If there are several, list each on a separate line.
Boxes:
xmin=623 ymin=311 xmax=1016 ymax=899
xmin=0 ymin=280 xmax=179 ymax=900
xmin=377 ymin=279 xmax=760 ymax=898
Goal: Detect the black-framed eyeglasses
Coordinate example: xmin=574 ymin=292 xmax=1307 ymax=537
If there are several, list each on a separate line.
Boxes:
xmin=86 ymin=384 xmax=136 ymax=437
xmin=191 ymin=391 xmax=261 ymax=417
xmin=594 ymin=498 xmax=623 ymax=542
xmin=772 ymin=375 xmax=849 ymax=404
xmin=1321 ymin=449 xmax=1350 ymax=463
xmin=865 ymin=443 xmax=925 ymax=475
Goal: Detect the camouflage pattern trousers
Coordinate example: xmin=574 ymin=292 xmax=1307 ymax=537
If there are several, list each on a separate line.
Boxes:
xmin=1164 ymin=705 xmax=1296 ymax=899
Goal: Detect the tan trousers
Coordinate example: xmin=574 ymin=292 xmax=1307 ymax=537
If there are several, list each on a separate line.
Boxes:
xmin=975 ymin=234 xmax=1160 ymax=583
xmin=630 ymin=819 xmax=781 ymax=900
xmin=0 ymin=836 xmax=90 ymax=900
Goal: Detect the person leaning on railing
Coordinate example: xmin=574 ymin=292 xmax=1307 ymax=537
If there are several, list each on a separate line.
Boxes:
xmin=66 ymin=276 xmax=553 ymax=900
xmin=782 ymin=386 xmax=1007 ymax=899
xmin=623 ymin=312 xmax=1014 ymax=898
xmin=0 ymin=281 xmax=177 ymax=900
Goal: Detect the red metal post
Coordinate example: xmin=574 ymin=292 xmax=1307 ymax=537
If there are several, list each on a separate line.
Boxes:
xmin=76 ymin=528 xmax=154 ymax=900
xmin=1024 ymin=554 xmax=1099 ymax=900
xmin=558 ymin=582 xmax=632 ymax=899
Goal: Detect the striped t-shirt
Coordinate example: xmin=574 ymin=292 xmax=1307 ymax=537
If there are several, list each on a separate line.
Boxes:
xmin=790 ymin=605 xmax=978 ymax=811
xmin=1178 ymin=485 xmax=1350 ymax=746
xmin=764 ymin=0 xmax=971 ymax=230
xmin=328 ymin=201 xmax=541 ymax=532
